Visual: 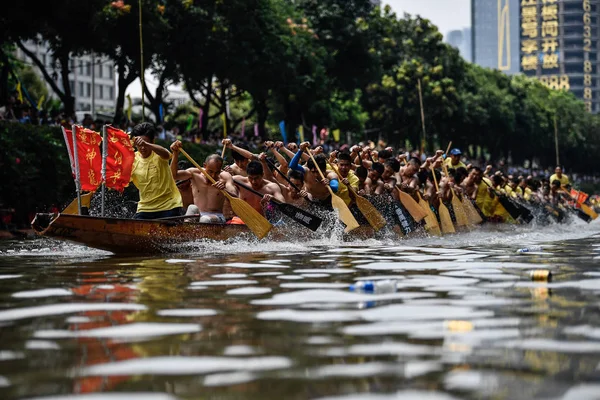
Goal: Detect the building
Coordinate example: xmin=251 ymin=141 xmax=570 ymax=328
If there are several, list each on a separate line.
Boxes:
xmin=446 ymin=28 xmax=473 ymax=62
xmin=472 ymin=0 xmax=521 ymax=74
xmin=15 ymin=39 xmax=117 ymax=118
xmin=473 ymin=0 xmax=600 ymax=113
xmin=519 ymin=0 xmax=599 ymax=113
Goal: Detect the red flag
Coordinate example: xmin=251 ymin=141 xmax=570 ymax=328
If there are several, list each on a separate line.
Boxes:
xmin=74 ymin=125 xmax=103 ymax=191
xmin=61 ymin=126 xmax=75 ymax=176
xmin=104 ymin=125 xmax=135 ymax=192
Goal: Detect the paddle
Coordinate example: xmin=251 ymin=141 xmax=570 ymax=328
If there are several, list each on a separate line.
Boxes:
xmin=265 ymin=158 xmax=302 ymax=192
xmin=481 ymin=179 xmax=534 ymax=224
xmin=394 ymin=187 xmax=428 ymax=222
xmin=560 ymin=188 xmax=598 ymax=220
xmin=305 ymin=150 xmax=360 ymax=233
xmin=329 ymin=164 xmax=386 ymax=231
xmin=431 ymin=166 xmax=455 ymax=234
xmin=233 ymin=181 xmax=323 ymax=231
xmin=179 ymin=148 xmax=272 ymax=239
xmin=416 ymin=191 xmax=442 ymax=236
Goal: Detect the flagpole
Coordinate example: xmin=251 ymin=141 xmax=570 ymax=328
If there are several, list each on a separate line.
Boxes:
xmin=554 ymin=115 xmax=559 ymax=166
xmin=417 ymin=79 xmax=426 ymax=154
xmin=101 ymin=125 xmax=107 ymax=217
xmin=71 ymin=124 xmax=82 ymax=215
xmin=139 ymin=0 xmax=145 ymax=121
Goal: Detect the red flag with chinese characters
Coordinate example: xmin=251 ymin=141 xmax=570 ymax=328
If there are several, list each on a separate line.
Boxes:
xmin=104 ymin=125 xmax=135 ymax=192
xmin=571 ymin=189 xmax=588 ymax=204
xmin=74 ymin=125 xmax=103 ymax=191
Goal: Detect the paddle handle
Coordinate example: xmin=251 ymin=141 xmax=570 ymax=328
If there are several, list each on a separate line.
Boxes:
xmin=265 ymin=158 xmax=301 ymax=192
xmin=305 ymin=149 xmax=334 ymax=196
xmin=444 ymin=141 xmax=452 ymax=157
xmin=431 ymin=166 xmax=440 ymax=192
xmin=234 ymin=180 xmax=280 ymax=205
xmin=179 ymin=148 xmax=234 ymax=201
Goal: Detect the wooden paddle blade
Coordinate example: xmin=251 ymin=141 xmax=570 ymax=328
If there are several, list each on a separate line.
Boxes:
xmin=438 ymin=203 xmax=456 ymax=234
xmin=276 ymin=202 xmax=323 ymax=231
xmin=580 ymin=203 xmax=598 ymax=220
xmin=229 ymin=197 xmax=272 ymax=239
xmin=398 ymin=190 xmax=427 ymax=221
xmin=451 ymin=194 xmax=470 ymax=227
xmin=417 ymin=196 xmax=441 ymax=236
xmin=356 ymin=195 xmax=386 ymax=231
xmin=331 ymin=194 xmax=360 ymax=233
xmin=462 ymin=197 xmax=483 ymax=225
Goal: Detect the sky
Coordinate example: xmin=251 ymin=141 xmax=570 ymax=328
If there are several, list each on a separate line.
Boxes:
xmin=384 ymin=0 xmax=471 ymax=37
xmin=126 ymin=0 xmax=472 ymax=99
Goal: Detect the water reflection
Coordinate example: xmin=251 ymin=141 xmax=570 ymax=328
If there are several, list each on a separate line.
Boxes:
xmin=0 ymin=223 xmax=599 ymax=399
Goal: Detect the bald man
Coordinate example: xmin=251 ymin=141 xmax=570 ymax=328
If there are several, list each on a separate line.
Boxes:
xmin=170 ymin=141 xmax=238 ymax=223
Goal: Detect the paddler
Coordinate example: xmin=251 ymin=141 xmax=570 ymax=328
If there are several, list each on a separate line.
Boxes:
xmin=129 ymin=122 xmax=184 ymax=220
xmin=331 ymin=152 xmax=360 ymax=206
xmin=170 ymin=140 xmax=238 ymax=224
xmin=549 ymin=166 xmax=570 ymax=187
xmin=288 ymin=142 xmax=339 ymax=209
xmin=233 ymin=161 xmax=286 ymax=219
xmin=222 ymin=138 xmax=255 ymax=177
xmin=445 ymin=148 xmax=467 ymax=170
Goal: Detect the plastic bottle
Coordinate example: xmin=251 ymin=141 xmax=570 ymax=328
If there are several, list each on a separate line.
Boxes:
xmin=349 ymin=279 xmax=397 ymax=294
xmin=517 ymin=245 xmax=543 ymax=253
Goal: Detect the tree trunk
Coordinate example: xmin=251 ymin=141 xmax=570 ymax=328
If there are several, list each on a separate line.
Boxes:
xmin=58 ymin=51 xmax=75 ymax=118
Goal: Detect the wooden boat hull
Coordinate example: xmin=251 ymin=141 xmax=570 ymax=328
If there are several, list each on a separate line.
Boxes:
xmin=31 ymin=213 xmax=380 ymax=255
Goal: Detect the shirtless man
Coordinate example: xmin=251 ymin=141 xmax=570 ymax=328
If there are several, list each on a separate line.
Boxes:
xmin=279 ymin=169 xmax=312 ymax=207
xmin=170 ymin=141 xmax=237 ymax=224
xmin=289 ymin=142 xmax=339 ymax=207
xmin=233 ymin=161 xmax=285 ymax=216
xmin=222 ymin=139 xmax=256 ymax=177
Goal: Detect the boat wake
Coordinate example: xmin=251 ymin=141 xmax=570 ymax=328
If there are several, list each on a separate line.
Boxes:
xmin=2 ymin=218 xmax=598 ymax=258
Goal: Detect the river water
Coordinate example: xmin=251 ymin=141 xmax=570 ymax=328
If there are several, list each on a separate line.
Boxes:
xmin=1 ymin=220 xmax=600 ymax=400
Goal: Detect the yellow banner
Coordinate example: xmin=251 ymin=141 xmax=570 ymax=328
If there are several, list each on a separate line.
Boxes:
xmin=332 ymin=129 xmax=340 ymax=142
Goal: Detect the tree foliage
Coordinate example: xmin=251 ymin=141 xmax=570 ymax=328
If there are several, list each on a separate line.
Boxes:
xmin=0 ymin=0 xmax=599 ymax=175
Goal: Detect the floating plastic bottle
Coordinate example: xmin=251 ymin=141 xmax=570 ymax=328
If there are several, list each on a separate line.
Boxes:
xmin=349 ymin=279 xmax=397 ymax=294
xmin=516 ymin=245 xmax=543 ymax=253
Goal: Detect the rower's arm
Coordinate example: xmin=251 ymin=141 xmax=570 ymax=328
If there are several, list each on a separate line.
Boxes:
xmin=148 ymin=142 xmax=171 ymax=160
xmin=270 ymin=146 xmax=289 ymax=175
xmin=288 ymin=149 xmax=305 ymax=173
xmin=170 ymin=148 xmax=192 ymax=180
xmin=270 ymin=183 xmax=286 ymax=203
xmin=258 ymin=153 xmax=275 ymax=182
xmin=222 ymin=172 xmax=239 ymax=197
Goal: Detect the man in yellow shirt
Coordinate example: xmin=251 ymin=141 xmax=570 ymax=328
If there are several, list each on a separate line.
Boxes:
xmin=445 ymin=148 xmax=467 ymax=170
xmin=549 ymin=166 xmax=570 ymax=187
xmin=130 ymin=122 xmax=183 ymax=220
xmin=332 ymin=152 xmax=360 ymax=206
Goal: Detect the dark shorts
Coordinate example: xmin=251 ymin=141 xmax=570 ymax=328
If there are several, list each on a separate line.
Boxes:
xmin=133 ymin=207 xmax=184 ymax=220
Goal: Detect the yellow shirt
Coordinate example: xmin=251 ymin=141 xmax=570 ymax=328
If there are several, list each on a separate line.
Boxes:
xmin=524 ymin=187 xmax=532 ymax=201
xmin=475 ymin=177 xmax=494 ymax=217
xmin=131 ymin=152 xmax=182 ymax=213
xmin=445 ymin=158 xmax=466 ymax=170
xmin=335 ymin=170 xmax=360 ymax=206
xmin=549 ymin=174 xmax=569 ymax=186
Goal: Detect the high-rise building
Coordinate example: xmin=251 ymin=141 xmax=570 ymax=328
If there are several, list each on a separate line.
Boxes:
xmin=446 ymin=28 xmax=473 ymax=62
xmin=473 ymin=0 xmax=600 ymax=113
xmin=519 ymin=0 xmax=599 ymax=113
xmin=14 ymin=39 xmax=117 ymax=117
xmin=472 ymin=0 xmax=521 ymax=74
